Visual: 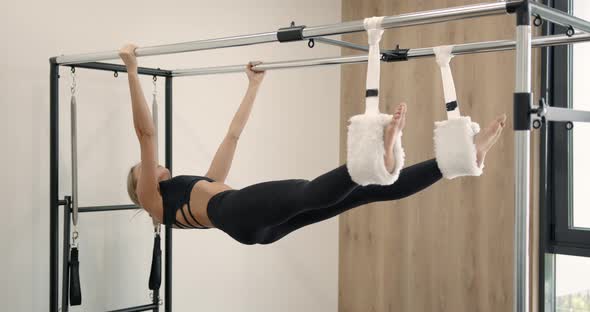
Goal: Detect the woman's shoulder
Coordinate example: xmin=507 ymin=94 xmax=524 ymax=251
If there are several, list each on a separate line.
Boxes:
xmin=159 ymin=175 xmax=215 ymax=192
xmin=168 ymin=174 xmax=215 ymax=182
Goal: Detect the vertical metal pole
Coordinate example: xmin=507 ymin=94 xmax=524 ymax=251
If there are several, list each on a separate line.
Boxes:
xmin=152 ymin=78 xmax=160 ymax=312
xmin=61 ymin=197 xmax=71 ymax=312
xmin=152 ymin=78 xmax=159 ymax=164
xmin=50 ymin=58 xmax=60 ymax=312
xmin=164 ymin=76 xmax=173 ymax=312
xmin=152 ymin=251 xmax=160 ymax=312
xmin=544 ymin=254 xmax=556 ymax=312
xmin=514 ymin=2 xmax=532 ymax=312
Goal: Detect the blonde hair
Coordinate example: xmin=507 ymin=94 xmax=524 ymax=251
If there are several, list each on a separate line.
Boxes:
xmin=127 ymin=164 xmax=140 ymax=206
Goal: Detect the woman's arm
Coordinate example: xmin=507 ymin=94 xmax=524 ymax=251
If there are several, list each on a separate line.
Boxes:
xmin=119 ymin=44 xmax=161 ymax=217
xmin=206 ymin=62 xmax=265 ymax=182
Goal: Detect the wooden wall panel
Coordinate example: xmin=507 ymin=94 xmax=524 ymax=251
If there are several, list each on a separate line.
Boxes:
xmin=338 ymin=1 xmax=540 ymax=311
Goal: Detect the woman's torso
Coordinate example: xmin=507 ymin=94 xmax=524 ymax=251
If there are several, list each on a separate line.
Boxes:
xmin=157 ymin=175 xmax=233 ymax=228
xmin=186 ymin=179 xmax=233 ymax=228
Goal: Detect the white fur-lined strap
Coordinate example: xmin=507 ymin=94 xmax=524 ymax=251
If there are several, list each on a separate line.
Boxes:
xmin=432 ymin=45 xmax=484 ymax=179
xmin=363 ymin=16 xmax=385 ymax=115
xmin=433 ymin=117 xmax=483 ymax=179
xmin=347 ymin=114 xmax=405 ymax=186
xmin=433 ymin=45 xmax=461 ymax=120
xmin=345 ymin=16 xmax=405 ymax=186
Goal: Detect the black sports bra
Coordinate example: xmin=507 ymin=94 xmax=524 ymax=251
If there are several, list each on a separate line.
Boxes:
xmin=158 ymin=175 xmax=215 ymax=229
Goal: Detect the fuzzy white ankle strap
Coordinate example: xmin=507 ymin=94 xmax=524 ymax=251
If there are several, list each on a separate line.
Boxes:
xmin=364 ymin=16 xmax=385 ymax=115
xmin=433 ymin=45 xmax=461 ymax=120
xmin=345 ymin=17 xmax=405 ymax=186
xmin=432 ymin=45 xmax=483 ymax=179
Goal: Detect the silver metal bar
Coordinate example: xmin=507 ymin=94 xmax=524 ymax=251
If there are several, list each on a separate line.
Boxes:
xmin=411 ymin=33 xmax=590 ymax=56
xmin=152 ymin=91 xmax=159 ymax=164
xmin=545 ymin=106 xmax=590 ymax=123
xmin=303 ymin=1 xmax=514 ymax=37
xmin=54 ymin=1 xmax=513 ymax=65
xmin=531 ymin=2 xmax=590 ymax=33
xmin=544 ymin=253 xmax=556 ymax=312
xmin=514 ymin=23 xmax=532 ymax=312
xmin=55 ymin=32 xmax=278 ymax=65
xmin=314 ymin=37 xmax=369 ymax=52
xmin=173 ymin=64 xmax=248 ymax=77
xmin=107 ymin=303 xmax=159 ymax=312
xmin=171 ymin=33 xmax=590 ymax=77
xmin=172 ymin=55 xmax=368 ymax=77
xmin=78 ymin=204 xmax=140 ymax=213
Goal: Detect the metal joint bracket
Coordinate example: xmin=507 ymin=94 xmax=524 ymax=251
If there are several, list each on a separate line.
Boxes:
xmin=514 ymin=0 xmax=530 ymax=26
xmin=514 ymin=92 xmax=533 ymax=130
xmin=381 ymin=45 xmax=410 ymax=62
xmin=277 ymin=22 xmax=307 ymax=42
xmin=58 ymin=196 xmax=72 ymax=207
xmin=531 ymin=98 xmax=546 ymax=129
xmin=531 ymin=98 xmax=547 ymax=117
xmin=506 ymin=0 xmax=523 ymax=14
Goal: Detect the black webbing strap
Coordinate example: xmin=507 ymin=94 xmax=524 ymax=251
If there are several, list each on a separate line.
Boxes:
xmin=69 ymin=247 xmax=82 ymax=305
xmin=446 ymin=101 xmax=458 ymax=112
xmin=366 ymin=89 xmax=379 ymax=97
xmin=149 ymin=233 xmax=161 ymax=290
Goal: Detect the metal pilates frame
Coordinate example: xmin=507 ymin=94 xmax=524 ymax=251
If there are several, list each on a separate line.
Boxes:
xmin=49 ymin=1 xmax=590 ymax=311
xmin=50 ymin=63 xmax=172 ymax=312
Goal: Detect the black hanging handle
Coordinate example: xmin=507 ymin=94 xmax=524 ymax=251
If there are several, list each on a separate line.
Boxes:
xmin=149 ymin=233 xmax=162 ymax=290
xmin=69 ymin=247 xmax=82 ymax=305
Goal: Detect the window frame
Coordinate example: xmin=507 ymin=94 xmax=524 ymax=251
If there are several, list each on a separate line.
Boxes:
xmin=541 ymin=0 xmax=590 ymax=311
xmin=544 ymin=0 xmax=590 ymax=258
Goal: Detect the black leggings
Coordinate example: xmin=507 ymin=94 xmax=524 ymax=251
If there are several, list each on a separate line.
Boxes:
xmin=207 ymin=159 xmax=443 ymax=245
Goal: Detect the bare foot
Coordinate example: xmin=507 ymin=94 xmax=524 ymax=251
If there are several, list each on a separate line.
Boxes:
xmin=474 ymin=114 xmax=507 ymax=167
xmin=384 ymin=103 xmax=407 ymax=173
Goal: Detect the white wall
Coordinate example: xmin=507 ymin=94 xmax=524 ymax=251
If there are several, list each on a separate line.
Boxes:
xmin=0 ymin=0 xmax=341 ymax=311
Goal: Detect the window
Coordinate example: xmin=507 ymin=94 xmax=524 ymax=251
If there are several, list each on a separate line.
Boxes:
xmin=543 ymin=0 xmax=590 ymax=311
xmin=556 ymin=255 xmax=590 ymax=312
xmin=571 ymin=1 xmax=590 ymax=230
xmin=546 ymin=0 xmax=590 ymax=254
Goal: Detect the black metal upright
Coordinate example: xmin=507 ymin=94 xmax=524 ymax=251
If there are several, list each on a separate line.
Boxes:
xmin=50 ymin=58 xmax=60 ymax=312
xmin=539 ymin=2 xmax=553 ymax=309
xmin=164 ymin=76 xmax=173 ymax=312
xmin=49 ymin=61 xmax=173 ymax=312
xmin=61 ymin=197 xmax=72 ymax=312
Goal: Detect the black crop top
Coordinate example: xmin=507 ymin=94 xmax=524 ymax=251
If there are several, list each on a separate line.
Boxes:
xmin=158 ymin=175 xmax=215 ymax=229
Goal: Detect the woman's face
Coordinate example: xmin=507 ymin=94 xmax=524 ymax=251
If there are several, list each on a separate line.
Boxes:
xmin=134 ymin=164 xmax=171 ymax=182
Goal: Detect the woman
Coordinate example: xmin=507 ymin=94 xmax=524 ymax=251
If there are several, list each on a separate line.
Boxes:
xmin=121 ymin=44 xmax=506 ymax=245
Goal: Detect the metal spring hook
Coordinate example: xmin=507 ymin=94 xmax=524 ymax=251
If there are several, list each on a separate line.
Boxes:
xmin=72 ymin=227 xmax=79 ymax=247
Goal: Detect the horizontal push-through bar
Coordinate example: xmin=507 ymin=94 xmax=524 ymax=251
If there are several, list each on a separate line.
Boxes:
xmin=314 ymin=37 xmax=369 ymax=52
xmin=53 ymin=1 xmax=517 ymax=65
xmin=170 ymin=33 xmax=590 ymax=77
xmin=531 ymin=2 xmax=590 ymax=34
xmin=544 ymin=106 xmax=590 ymax=123
xmin=77 ymin=204 xmax=140 ymax=213
xmin=107 ymin=303 xmax=158 ymax=312
xmin=61 ymin=62 xmax=172 ymax=77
